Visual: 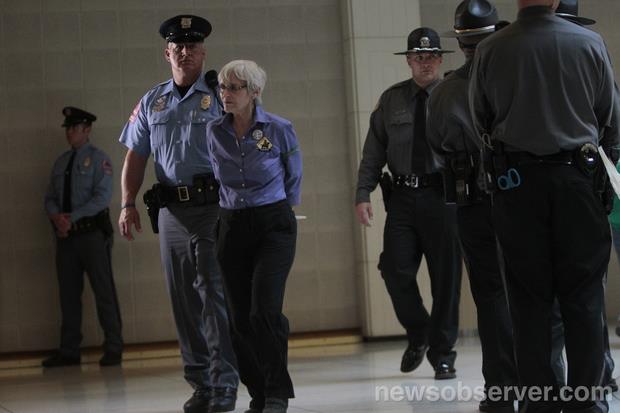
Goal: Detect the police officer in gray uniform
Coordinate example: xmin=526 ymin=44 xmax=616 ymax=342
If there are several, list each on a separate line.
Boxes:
xmin=355 ymin=28 xmax=462 ymax=380
xmin=43 ymin=107 xmax=122 ymax=368
xmin=118 ymin=15 xmax=238 ymax=413
xmin=470 ymin=1 xmax=618 ymax=411
xmin=553 ymin=0 xmax=618 ymax=395
xmin=426 ymin=1 xmax=517 ymax=411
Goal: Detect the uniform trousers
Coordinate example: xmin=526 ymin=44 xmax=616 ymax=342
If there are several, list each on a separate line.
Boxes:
xmin=56 ymin=230 xmax=122 ymax=357
xmin=158 ymin=204 xmax=238 ymax=391
xmin=216 ymin=200 xmax=296 ymax=401
xmin=492 ymin=163 xmax=610 ymax=413
xmin=457 ymin=198 xmax=517 ymax=395
xmin=379 ymin=186 xmax=462 ymax=367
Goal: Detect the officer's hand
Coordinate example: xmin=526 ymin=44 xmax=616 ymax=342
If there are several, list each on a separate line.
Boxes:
xmin=355 ymin=202 xmax=373 ymax=227
xmin=50 ymin=213 xmax=71 ymax=233
xmin=119 ymin=206 xmax=141 ymax=241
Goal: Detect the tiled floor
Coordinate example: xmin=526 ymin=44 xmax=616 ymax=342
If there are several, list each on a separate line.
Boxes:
xmin=0 ymin=334 xmax=618 ymax=413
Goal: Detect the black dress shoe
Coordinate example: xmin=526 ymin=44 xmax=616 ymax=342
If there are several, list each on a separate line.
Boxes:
xmin=41 ymin=353 xmax=81 ymax=368
xmin=208 ymin=387 xmax=236 ymax=413
xmin=244 ymin=397 xmax=265 ymax=413
xmin=434 ymin=361 xmax=456 ymax=380
xmin=262 ymin=397 xmax=288 ymax=413
xmin=99 ymin=352 xmax=122 ymax=366
xmin=479 ymin=399 xmax=515 ymax=413
xmin=184 ymin=388 xmax=210 ymax=413
xmin=400 ymin=344 xmax=429 ymax=373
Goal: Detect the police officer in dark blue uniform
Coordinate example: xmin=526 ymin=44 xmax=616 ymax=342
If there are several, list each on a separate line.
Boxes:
xmin=118 ymin=15 xmax=238 ymax=413
xmin=43 ymin=107 xmax=122 ymax=368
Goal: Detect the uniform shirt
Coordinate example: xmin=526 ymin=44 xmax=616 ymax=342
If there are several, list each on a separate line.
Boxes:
xmin=44 ymin=142 xmax=113 ymax=222
xmin=206 ymin=105 xmax=302 ymax=210
xmin=427 ymin=60 xmax=479 ymax=168
xmin=469 ymin=6 xmax=617 ymax=155
xmin=118 ymin=75 xmax=221 ymax=186
xmin=355 ymin=78 xmax=441 ymax=204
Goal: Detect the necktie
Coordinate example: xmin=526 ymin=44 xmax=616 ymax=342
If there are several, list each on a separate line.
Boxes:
xmin=62 ymin=151 xmax=76 ymax=213
xmin=411 ymin=89 xmax=429 ymax=174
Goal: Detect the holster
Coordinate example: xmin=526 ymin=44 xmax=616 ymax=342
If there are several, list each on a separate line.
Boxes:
xmin=479 ymin=141 xmax=509 ymax=195
xmin=97 ymin=208 xmax=114 ymax=239
xmin=576 ymin=144 xmax=613 ymax=214
xmin=444 ymin=152 xmax=476 ymax=206
xmin=378 ymin=172 xmax=393 ymax=211
xmin=143 ymin=186 xmax=162 ymax=234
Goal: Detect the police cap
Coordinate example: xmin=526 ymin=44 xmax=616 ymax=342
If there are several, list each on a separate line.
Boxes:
xmin=556 ymin=0 xmax=595 ymax=26
xmin=159 ymin=15 xmax=212 ymax=43
xmin=62 ymin=107 xmax=96 ymax=128
xmin=394 ymin=27 xmax=454 ymax=55
xmin=442 ymin=0 xmax=500 ymax=38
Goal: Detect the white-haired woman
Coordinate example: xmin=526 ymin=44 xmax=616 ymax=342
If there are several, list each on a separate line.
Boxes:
xmin=206 ymin=60 xmax=302 ymax=413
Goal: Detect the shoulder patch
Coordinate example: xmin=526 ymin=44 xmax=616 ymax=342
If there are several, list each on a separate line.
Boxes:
xmin=102 ymin=159 xmax=113 ymax=175
xmin=128 ymin=101 xmax=140 ymax=123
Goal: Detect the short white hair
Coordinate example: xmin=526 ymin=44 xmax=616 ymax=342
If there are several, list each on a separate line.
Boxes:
xmin=219 ymin=60 xmax=267 ymax=105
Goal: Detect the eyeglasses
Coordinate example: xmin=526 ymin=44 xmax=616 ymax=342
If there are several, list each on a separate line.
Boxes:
xmin=169 ymin=43 xmax=202 ymax=55
xmin=219 ymin=83 xmax=248 ymax=92
xmin=408 ymin=53 xmax=441 ymax=63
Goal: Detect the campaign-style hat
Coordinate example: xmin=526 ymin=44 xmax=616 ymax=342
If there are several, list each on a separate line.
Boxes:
xmin=61 ymin=107 xmax=96 ymax=127
xmin=159 ymin=15 xmax=212 ymax=43
xmin=443 ymin=0 xmax=500 ymax=38
xmin=555 ymin=0 xmax=595 ymax=26
xmin=394 ymin=27 xmax=454 ymax=55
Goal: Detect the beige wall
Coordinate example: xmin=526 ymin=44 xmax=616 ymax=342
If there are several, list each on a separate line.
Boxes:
xmin=1 ymin=0 xmax=619 ymax=353
xmin=0 ymin=0 xmax=357 ymax=353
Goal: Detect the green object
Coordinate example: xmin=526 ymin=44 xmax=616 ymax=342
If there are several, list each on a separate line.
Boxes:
xmin=609 ymin=163 xmax=620 ymax=228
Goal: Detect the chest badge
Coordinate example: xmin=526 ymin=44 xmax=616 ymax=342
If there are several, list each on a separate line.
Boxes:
xmin=252 ymin=129 xmax=263 ymax=141
xmin=200 ymin=95 xmax=212 ymax=110
xmin=83 ymin=156 xmax=91 ymax=168
xmin=256 ymin=136 xmax=273 ymax=152
xmin=152 ymin=95 xmax=167 ymax=112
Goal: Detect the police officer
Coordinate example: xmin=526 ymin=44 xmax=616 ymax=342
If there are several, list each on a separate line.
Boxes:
xmin=470 ymin=1 xmax=618 ymax=411
xmin=553 ymin=0 xmax=618 ymax=395
xmin=43 ymin=107 xmax=122 ymax=368
xmin=355 ymin=28 xmax=462 ymax=380
xmin=118 ymin=15 xmax=238 ymax=413
xmin=207 ymin=59 xmax=302 ymax=413
xmin=426 ymin=1 xmax=517 ymax=410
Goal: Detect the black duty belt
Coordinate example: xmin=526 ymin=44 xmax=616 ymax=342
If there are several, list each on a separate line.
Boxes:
xmin=69 ymin=209 xmax=110 ymax=235
xmin=160 ymin=184 xmax=214 ymax=204
xmin=393 ymin=173 xmax=442 ymax=189
xmin=507 ymin=151 xmax=573 ymax=165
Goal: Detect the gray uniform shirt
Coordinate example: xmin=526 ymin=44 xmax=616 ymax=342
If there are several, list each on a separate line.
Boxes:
xmin=427 ymin=60 xmax=479 ymax=168
xmin=469 ymin=6 xmax=617 ymax=155
xmin=356 ymin=78 xmax=441 ymax=204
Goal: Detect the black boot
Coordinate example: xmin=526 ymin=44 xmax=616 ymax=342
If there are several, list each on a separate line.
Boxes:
xmin=208 ymin=387 xmax=236 ymax=413
xmin=41 ymin=352 xmax=81 ymax=368
xmin=183 ymin=388 xmax=210 ymax=413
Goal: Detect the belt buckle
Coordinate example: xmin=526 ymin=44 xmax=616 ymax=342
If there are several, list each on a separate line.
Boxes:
xmin=177 ymin=186 xmax=190 ymax=202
